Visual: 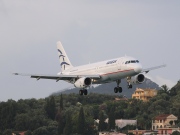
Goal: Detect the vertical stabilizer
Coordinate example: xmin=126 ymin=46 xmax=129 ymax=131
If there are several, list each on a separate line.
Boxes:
xmin=57 ymin=41 xmax=73 ymax=72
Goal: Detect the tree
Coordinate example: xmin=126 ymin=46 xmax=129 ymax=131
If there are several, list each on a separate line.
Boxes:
xmin=0 ymin=100 xmax=17 ymax=130
xmin=25 ymin=130 xmax=32 ymax=135
xmin=171 ymin=131 xmax=180 ymax=135
xmin=15 ymin=113 xmax=30 ymax=131
xmin=108 ymin=106 xmax=115 ymax=130
xmin=77 ymin=107 xmax=85 ymax=134
xmin=26 ymin=109 xmax=49 ymax=131
xmin=93 ymin=105 xmax=99 ymax=119
xmin=169 ymin=87 xmax=178 ymax=96
xmin=2 ymin=129 xmax=12 ymax=135
xmin=49 ymin=96 xmax=56 ymax=120
xmin=32 ymin=126 xmax=49 ymax=135
xmin=98 ymin=111 xmax=107 ymax=131
xmin=56 ymin=109 xmax=64 ymax=135
xmin=44 ymin=98 xmax=50 ymax=117
xmin=137 ymin=117 xmax=145 ymax=129
xmin=45 ymin=96 xmax=56 ymax=120
xmin=47 ymin=121 xmax=58 ymax=135
xmin=161 ymin=85 xmax=169 ymax=93
xmin=64 ymin=113 xmax=72 ymax=135
xmin=60 ymin=94 xmax=63 ymax=110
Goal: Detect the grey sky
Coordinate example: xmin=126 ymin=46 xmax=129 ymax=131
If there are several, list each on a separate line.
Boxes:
xmin=0 ymin=0 xmax=180 ymax=101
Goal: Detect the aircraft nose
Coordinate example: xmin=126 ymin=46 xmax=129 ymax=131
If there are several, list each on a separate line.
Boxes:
xmin=134 ymin=65 xmax=142 ymax=73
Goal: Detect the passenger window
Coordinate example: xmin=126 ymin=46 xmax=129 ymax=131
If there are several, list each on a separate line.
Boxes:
xmin=125 ymin=61 xmax=129 ymax=64
xmin=136 ymin=60 xmax=139 ymax=63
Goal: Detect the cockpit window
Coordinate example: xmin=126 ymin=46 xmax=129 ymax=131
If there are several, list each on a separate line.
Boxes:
xmin=125 ymin=60 xmax=140 ymax=64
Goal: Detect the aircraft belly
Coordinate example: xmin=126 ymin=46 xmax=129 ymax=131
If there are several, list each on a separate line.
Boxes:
xmin=117 ymin=70 xmax=136 ymax=78
xmin=108 ymin=73 xmax=119 ymax=80
xmin=92 ymin=75 xmax=110 ymax=84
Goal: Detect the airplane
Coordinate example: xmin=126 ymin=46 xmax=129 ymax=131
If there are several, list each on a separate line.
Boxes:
xmin=14 ymin=41 xmax=166 ymax=95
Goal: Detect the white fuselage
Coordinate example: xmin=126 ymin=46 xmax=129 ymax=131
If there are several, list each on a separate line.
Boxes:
xmin=60 ymin=56 xmax=142 ymax=84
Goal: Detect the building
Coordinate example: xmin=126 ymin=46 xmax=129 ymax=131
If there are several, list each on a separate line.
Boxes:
xmin=95 ymin=119 xmax=137 ymax=128
xmin=128 ymin=130 xmax=149 ymax=135
xmin=99 ymin=132 xmax=126 ymax=135
xmin=95 ymin=119 xmax=137 ymax=131
xmin=115 ymin=119 xmax=137 ymax=129
xmin=157 ymin=128 xmax=180 ymax=135
xmin=12 ymin=131 xmax=27 ymax=135
xmin=115 ymin=97 xmax=128 ymax=101
xmin=132 ymin=88 xmax=157 ymax=101
xmin=152 ymin=114 xmax=178 ymax=130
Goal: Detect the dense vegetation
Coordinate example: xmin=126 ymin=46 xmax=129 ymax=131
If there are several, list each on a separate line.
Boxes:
xmin=0 ymin=81 xmax=180 ymax=135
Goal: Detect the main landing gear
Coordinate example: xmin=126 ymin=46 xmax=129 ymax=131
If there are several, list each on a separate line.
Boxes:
xmin=127 ymin=76 xmax=133 ymax=89
xmin=128 ymin=84 xmax=133 ymax=89
xmin=114 ymin=80 xmax=122 ymax=93
xmin=79 ymin=89 xmax=88 ymax=96
xmin=114 ymin=78 xmax=133 ymax=93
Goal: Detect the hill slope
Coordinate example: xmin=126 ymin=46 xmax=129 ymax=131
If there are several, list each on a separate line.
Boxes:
xmin=52 ymin=78 xmax=160 ymax=98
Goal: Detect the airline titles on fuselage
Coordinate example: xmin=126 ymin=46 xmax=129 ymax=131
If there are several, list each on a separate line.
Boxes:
xmin=106 ymin=60 xmax=117 ymax=65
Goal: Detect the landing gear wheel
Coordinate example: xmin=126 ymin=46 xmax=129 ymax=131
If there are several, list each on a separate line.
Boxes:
xmin=128 ymin=84 xmax=133 ymax=89
xmin=114 ymin=87 xmax=123 ymax=93
xmin=118 ymin=87 xmax=122 ymax=93
xmin=79 ymin=90 xmax=83 ymax=95
xmin=84 ymin=89 xmax=88 ymax=95
xmin=114 ymin=87 xmax=118 ymax=93
xmin=114 ymin=79 xmax=123 ymax=93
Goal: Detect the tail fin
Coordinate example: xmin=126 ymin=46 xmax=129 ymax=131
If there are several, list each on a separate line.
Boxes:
xmin=57 ymin=41 xmax=73 ymax=72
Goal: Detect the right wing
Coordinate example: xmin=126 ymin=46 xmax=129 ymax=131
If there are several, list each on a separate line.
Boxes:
xmin=13 ymin=73 xmax=100 ymax=82
xmin=141 ymin=64 xmax=166 ymax=73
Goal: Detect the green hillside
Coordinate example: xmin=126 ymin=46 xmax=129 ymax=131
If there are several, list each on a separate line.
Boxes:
xmin=0 ymin=81 xmax=179 ymax=135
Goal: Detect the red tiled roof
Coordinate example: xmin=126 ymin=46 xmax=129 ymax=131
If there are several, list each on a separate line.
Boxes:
xmin=12 ymin=131 xmax=26 ymax=135
xmin=154 ymin=114 xmax=171 ymax=120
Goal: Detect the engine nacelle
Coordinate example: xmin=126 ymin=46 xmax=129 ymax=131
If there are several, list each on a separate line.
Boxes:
xmin=130 ymin=74 xmax=145 ymax=84
xmin=74 ymin=77 xmax=92 ymax=88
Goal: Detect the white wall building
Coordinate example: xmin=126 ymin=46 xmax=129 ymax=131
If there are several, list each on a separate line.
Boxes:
xmin=152 ymin=114 xmax=177 ymax=130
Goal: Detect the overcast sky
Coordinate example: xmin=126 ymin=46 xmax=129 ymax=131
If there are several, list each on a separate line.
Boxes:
xmin=0 ymin=0 xmax=180 ymax=101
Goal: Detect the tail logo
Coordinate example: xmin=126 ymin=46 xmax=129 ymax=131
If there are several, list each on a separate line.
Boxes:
xmin=58 ymin=49 xmax=70 ymax=70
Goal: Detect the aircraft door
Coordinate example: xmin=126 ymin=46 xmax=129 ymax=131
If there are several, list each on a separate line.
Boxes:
xmin=121 ymin=58 xmax=127 ymax=70
xmin=118 ymin=58 xmax=123 ymax=70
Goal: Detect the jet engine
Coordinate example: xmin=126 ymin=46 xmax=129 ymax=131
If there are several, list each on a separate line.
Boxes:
xmin=130 ymin=74 xmax=145 ymax=84
xmin=74 ymin=77 xmax=92 ymax=88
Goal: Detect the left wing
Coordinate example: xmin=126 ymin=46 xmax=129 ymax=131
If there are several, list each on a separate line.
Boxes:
xmin=141 ymin=64 xmax=166 ymax=73
xmin=13 ymin=73 xmax=100 ymax=81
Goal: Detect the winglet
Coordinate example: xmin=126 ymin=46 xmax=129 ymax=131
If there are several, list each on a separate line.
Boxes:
xmin=13 ymin=73 xmax=19 ymax=75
